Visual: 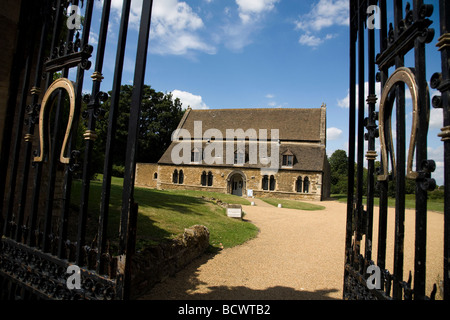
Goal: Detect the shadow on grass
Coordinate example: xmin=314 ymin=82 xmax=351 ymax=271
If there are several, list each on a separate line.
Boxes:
xmin=70 ymin=180 xmax=185 ymax=250
xmin=134 ymin=188 xmax=210 ymax=216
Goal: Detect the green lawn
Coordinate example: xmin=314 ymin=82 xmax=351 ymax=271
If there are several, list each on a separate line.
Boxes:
xmin=71 ymin=177 xmax=258 ymax=251
xmin=331 ymin=194 xmax=444 ymax=213
xmin=260 ymin=198 xmax=325 ymax=211
xmin=162 ymin=188 xmax=251 ymax=206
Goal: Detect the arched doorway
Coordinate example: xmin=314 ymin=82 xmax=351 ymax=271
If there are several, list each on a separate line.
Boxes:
xmin=227 ymin=171 xmax=246 ymax=196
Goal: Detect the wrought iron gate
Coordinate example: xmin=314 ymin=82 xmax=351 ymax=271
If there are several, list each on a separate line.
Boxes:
xmin=344 ymin=0 xmax=449 ymax=300
xmin=0 ymin=0 xmax=153 ymax=300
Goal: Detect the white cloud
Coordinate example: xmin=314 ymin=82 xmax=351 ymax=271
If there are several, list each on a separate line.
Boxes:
xmin=172 ymin=90 xmax=209 ymax=110
xmin=427 ymin=145 xmax=444 ymax=186
xmin=327 ymin=127 xmax=343 ymax=141
xmin=295 ymin=0 xmax=348 ymax=47
xmin=337 ymin=82 xmax=382 ymax=109
xmin=299 ymin=33 xmax=324 ymax=47
xmin=108 ymin=0 xmax=215 ymax=56
xmin=429 ymin=90 xmax=443 ymax=130
xmin=429 ymin=107 xmax=443 ymax=130
xmin=89 ymin=31 xmax=98 ymax=45
xmin=221 ymin=22 xmax=257 ymax=51
xmin=152 ymin=0 xmax=216 ymax=55
xmin=109 ymin=0 xmax=143 ymax=27
xmin=296 ymin=0 xmax=348 ymax=32
xmin=218 ymin=0 xmax=280 ymax=51
xmin=236 ymin=0 xmax=280 ymax=23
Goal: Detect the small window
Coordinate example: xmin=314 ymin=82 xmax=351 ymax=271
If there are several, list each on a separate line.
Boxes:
xmin=191 ymin=148 xmax=202 ymax=163
xmin=234 ymin=150 xmax=245 ymax=165
xmin=269 ymin=175 xmax=276 ymax=191
xmin=207 ymin=171 xmax=213 ymax=186
xmin=296 ymin=177 xmax=302 ymax=193
xmin=201 ymin=171 xmax=207 ymax=186
xmin=153 ymin=172 xmax=158 ymax=180
xmin=303 ymin=176 xmax=310 ymax=193
xmin=178 ymin=170 xmax=184 ymax=184
xmin=172 ymin=170 xmax=178 ymax=184
xmin=262 ymin=175 xmax=268 ymax=190
xmin=282 ymin=155 xmax=294 ymax=167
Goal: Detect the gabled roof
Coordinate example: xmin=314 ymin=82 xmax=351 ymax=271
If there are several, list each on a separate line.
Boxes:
xmin=158 ymin=107 xmax=328 ymax=172
xmin=176 ymin=107 xmax=324 ymax=142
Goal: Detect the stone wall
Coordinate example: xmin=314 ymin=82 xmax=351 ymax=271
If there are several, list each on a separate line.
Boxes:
xmin=135 ymin=163 xmax=159 ymax=189
xmin=135 ymin=163 xmax=327 ymax=201
xmin=130 ymin=225 xmax=210 ymax=298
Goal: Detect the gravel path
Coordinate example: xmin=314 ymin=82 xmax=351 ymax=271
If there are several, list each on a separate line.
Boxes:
xmin=139 ymin=198 xmax=444 ymax=300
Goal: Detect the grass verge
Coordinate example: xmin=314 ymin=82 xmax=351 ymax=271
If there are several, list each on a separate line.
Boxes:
xmin=71 ymin=177 xmax=259 ymax=251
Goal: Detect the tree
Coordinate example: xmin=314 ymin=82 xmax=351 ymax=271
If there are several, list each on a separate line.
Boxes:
xmin=329 ymin=149 xmax=349 ymax=194
xmin=329 ymin=149 xmax=348 ymax=175
xmin=90 ymin=85 xmax=185 ymax=175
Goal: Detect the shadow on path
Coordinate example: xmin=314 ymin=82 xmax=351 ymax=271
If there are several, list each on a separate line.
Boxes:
xmin=138 ymin=252 xmax=340 ymax=300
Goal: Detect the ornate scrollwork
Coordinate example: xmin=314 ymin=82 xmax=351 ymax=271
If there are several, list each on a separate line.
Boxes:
xmin=45 ymin=32 xmax=93 ymax=74
xmin=377 ymin=4 xmax=434 ymax=70
xmin=0 ymin=239 xmax=117 ymax=300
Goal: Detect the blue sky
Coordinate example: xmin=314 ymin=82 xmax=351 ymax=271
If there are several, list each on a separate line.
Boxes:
xmin=76 ymin=0 xmax=444 ymax=185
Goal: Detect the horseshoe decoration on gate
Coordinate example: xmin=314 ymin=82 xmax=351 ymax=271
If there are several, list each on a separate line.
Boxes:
xmin=34 ymin=78 xmax=76 ymax=164
xmin=377 ymin=67 xmax=429 ymax=181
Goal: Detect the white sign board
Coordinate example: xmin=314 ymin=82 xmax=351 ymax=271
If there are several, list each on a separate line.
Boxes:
xmin=227 ymin=205 xmax=242 ymax=219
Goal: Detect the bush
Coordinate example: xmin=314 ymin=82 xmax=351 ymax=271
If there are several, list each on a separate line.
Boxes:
xmin=428 ymin=189 xmax=444 ymax=200
xmin=112 ymin=165 xmax=125 ymax=178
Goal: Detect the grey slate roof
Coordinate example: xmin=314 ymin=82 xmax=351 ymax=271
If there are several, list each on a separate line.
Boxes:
xmin=176 ymin=108 xmax=323 ymax=142
xmin=158 ymin=107 xmax=327 ymax=172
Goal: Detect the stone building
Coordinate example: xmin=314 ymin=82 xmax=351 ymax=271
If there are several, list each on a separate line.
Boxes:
xmin=135 ymin=105 xmax=331 ymax=201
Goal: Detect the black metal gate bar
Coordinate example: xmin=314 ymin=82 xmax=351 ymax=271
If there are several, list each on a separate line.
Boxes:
xmin=365 ymin=0 xmax=378 ymax=263
xmin=74 ymin=0 xmax=97 ymax=266
xmin=436 ymin=0 xmax=450 ymax=301
xmin=344 ymin=0 xmax=357 ymax=278
xmin=57 ymin=0 xmax=82 ymax=258
xmin=1 ymin=0 xmax=154 ymax=300
xmin=412 ymin=0 xmax=430 ymax=300
xmin=25 ymin=3 xmax=53 ymax=249
xmin=4 ymin=13 xmax=37 ymax=244
xmin=97 ymin=0 xmax=131 ymax=276
xmin=344 ymin=0 xmax=445 ymax=300
xmin=42 ymin=0 xmax=82 ymax=255
xmin=1 ymin=0 xmax=40 ymax=240
xmin=355 ymin=0 xmax=366 ymax=261
xmin=27 ymin=0 xmax=62 ymax=252
xmin=376 ymin=0 xmax=389 ymax=286
xmin=391 ymin=0 xmax=407 ymax=300
xmin=118 ymin=0 xmax=154 ymax=300
xmin=0 ymin=1 xmax=37 ymax=239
